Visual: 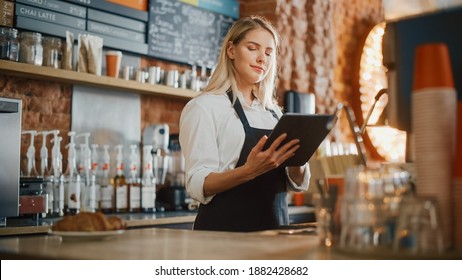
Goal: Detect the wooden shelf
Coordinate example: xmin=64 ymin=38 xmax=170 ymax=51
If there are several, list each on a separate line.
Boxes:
xmin=0 ymin=60 xmax=199 ymax=100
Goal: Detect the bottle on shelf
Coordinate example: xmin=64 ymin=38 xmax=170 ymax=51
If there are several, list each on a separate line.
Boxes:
xmin=38 ymin=130 xmax=53 ymax=216
xmin=90 ymin=144 xmax=101 ymax=212
xmin=87 ymin=174 xmax=97 ymax=213
xmin=114 ymin=145 xmax=128 ymax=213
xmin=76 ymin=133 xmax=92 ymax=212
xmin=21 ymin=130 xmax=39 ymax=177
xmin=99 ymin=145 xmax=113 ymax=214
xmin=50 ymin=131 xmax=64 ymax=216
xmin=64 ymin=131 xmax=81 ymax=215
xmin=141 ymin=145 xmax=156 ymax=213
xmin=76 ymin=133 xmax=91 ymax=187
xmin=199 ymin=61 xmax=208 ymax=91
xmin=128 ymin=144 xmax=141 ymax=213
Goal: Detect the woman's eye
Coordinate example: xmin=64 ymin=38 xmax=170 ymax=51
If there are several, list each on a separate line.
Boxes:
xmin=265 ymin=52 xmax=272 ymax=57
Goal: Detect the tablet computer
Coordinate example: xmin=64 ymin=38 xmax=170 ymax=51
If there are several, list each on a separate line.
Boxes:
xmin=263 ymin=113 xmax=335 ymax=166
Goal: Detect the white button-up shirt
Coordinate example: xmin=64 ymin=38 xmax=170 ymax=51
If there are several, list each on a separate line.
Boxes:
xmin=179 ymin=91 xmax=310 ymax=204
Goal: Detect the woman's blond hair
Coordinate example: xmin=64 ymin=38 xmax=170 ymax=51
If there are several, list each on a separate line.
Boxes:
xmin=203 ymin=15 xmax=281 ymax=109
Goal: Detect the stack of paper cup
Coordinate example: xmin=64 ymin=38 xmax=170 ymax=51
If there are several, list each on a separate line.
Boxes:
xmin=454 ymin=101 xmax=462 ymax=250
xmin=412 ymin=43 xmax=457 ymax=249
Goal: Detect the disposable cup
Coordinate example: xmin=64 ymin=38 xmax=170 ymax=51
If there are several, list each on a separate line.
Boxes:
xmin=106 ymin=51 xmax=122 ymax=78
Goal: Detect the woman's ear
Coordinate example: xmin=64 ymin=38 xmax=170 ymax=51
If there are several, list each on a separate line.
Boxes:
xmin=226 ymin=41 xmax=235 ymax=60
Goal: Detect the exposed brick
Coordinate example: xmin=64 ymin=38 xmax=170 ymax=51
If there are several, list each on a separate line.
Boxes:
xmin=40 ymin=113 xmax=70 ymax=131
xmin=29 ymin=96 xmax=52 ymax=114
xmin=51 ymin=96 xmax=71 ymax=114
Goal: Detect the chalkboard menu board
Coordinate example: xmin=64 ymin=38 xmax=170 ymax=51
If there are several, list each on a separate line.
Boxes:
xmin=148 ymin=0 xmax=235 ymax=66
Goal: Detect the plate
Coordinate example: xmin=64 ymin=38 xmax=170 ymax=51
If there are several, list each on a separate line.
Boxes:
xmin=48 ymin=230 xmax=125 ymax=242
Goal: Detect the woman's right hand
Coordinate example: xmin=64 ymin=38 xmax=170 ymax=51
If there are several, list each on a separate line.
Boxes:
xmin=243 ymin=133 xmax=300 ymax=179
xmin=202 ymin=134 xmax=299 ymax=197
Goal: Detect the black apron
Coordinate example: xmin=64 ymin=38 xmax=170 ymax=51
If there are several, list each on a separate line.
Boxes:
xmin=193 ymin=92 xmax=289 ymax=232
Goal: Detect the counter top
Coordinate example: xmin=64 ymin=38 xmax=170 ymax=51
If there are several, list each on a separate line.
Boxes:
xmin=0 ymin=206 xmax=315 ymax=236
xmin=0 ymin=227 xmax=330 ymax=260
xmin=1 ymin=226 xmax=460 ymax=260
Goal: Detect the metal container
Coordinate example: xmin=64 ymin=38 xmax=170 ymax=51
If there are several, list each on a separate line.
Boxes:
xmin=0 ymin=97 xmax=22 ymax=225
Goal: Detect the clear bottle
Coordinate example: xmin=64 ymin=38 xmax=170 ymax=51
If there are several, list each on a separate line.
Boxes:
xmin=128 ymin=145 xmax=141 ymax=213
xmin=19 ymin=31 xmax=43 ymax=66
xmin=141 ymin=145 xmax=156 ymax=213
xmin=42 ymin=36 xmax=62 ymax=69
xmin=99 ymin=145 xmax=113 ymax=214
xmin=76 ymin=133 xmax=91 ymax=212
xmin=87 ymin=175 xmax=96 ymax=213
xmin=114 ymin=145 xmax=128 ymax=213
xmin=0 ymin=27 xmax=19 ymax=61
xmin=50 ymin=131 xmax=64 ymax=216
xmin=90 ymin=144 xmax=101 ymax=211
xmin=21 ymin=130 xmax=39 ymax=177
xmin=64 ymin=132 xmax=80 ymax=215
xmin=58 ymin=175 xmax=65 ymax=217
xmin=39 ymin=131 xmax=53 ymax=216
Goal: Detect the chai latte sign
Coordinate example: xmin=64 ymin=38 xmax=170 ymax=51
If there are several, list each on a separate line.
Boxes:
xmin=148 ymin=0 xmax=234 ymax=66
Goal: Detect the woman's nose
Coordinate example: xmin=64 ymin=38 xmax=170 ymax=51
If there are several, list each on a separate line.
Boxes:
xmin=257 ymin=51 xmax=266 ymax=63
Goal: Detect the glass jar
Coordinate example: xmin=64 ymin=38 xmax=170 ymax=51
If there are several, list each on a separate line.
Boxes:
xmin=0 ymin=27 xmax=19 ymax=61
xmin=42 ymin=36 xmax=62 ymax=69
xmin=19 ymin=32 xmax=43 ymax=66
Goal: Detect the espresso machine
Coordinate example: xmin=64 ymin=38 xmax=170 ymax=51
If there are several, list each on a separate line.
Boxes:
xmin=143 ymin=125 xmax=188 ymax=211
xmin=143 ymin=123 xmax=170 ymax=184
xmin=157 ymin=134 xmax=188 ymax=211
xmin=0 ymin=97 xmax=21 ymax=226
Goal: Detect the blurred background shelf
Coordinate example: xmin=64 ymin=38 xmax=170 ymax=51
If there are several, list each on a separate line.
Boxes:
xmin=0 ymin=60 xmax=198 ymax=100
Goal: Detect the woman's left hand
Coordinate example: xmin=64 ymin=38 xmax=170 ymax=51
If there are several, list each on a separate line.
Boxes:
xmin=243 ymin=133 xmax=300 ymax=179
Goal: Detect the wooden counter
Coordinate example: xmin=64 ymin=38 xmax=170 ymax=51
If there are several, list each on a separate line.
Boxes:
xmin=1 ymin=226 xmax=460 ymax=260
xmin=0 ymin=206 xmax=315 ymax=236
xmin=0 ymin=227 xmax=331 ymax=260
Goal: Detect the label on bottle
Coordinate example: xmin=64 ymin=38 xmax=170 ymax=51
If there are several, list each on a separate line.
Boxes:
xmin=67 ymin=180 xmax=80 ymax=210
xmin=100 ymin=185 xmax=113 ymax=210
xmin=142 ymin=186 xmax=155 ymax=209
xmin=130 ymin=185 xmax=141 ymax=209
xmin=116 ymin=185 xmax=128 ymax=209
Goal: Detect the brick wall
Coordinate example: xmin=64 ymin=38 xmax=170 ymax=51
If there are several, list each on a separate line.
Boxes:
xmin=0 ymin=0 xmax=383 ymax=172
xmin=240 ymin=0 xmax=383 ymax=144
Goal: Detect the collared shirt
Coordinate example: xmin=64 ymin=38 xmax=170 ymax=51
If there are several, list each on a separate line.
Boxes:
xmin=179 ymin=91 xmax=310 ymax=204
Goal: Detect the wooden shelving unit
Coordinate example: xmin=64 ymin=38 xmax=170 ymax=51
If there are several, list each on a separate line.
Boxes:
xmin=0 ymin=60 xmax=199 ymax=100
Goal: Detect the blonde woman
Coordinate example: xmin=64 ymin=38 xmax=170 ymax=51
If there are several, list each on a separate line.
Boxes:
xmin=179 ymin=15 xmax=310 ymax=232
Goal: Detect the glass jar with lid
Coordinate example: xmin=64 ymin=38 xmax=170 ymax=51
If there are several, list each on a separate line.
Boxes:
xmin=19 ymin=31 xmax=43 ymax=66
xmin=42 ymin=36 xmax=62 ymax=69
xmin=0 ymin=27 xmax=19 ymax=61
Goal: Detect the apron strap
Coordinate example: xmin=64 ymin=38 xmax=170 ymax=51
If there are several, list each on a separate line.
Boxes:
xmin=226 ymin=90 xmax=279 ymax=125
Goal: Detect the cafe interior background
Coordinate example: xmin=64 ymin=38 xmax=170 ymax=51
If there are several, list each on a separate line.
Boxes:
xmin=1 ymin=0 xmax=462 ymax=257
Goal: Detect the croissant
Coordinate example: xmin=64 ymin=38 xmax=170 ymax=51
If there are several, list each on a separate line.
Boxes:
xmin=52 ymin=212 xmax=126 ymax=232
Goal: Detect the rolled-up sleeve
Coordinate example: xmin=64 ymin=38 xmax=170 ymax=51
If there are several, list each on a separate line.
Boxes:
xmin=179 ymin=100 xmax=219 ymax=204
xmin=285 ymin=163 xmax=311 ymax=192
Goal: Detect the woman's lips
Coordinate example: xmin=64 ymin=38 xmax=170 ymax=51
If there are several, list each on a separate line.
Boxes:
xmin=251 ymin=66 xmax=265 ymax=73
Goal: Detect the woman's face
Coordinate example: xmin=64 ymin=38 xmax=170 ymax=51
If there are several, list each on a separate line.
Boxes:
xmin=227 ymin=27 xmax=276 ymax=90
